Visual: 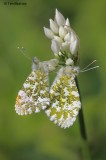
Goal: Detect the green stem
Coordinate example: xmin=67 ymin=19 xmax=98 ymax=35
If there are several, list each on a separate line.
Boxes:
xmin=75 ymin=78 xmax=91 ymax=160
xmin=75 ymin=78 xmax=87 ymax=140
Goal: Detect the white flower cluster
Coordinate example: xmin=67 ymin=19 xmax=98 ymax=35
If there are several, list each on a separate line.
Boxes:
xmin=44 ymin=9 xmax=79 ymax=66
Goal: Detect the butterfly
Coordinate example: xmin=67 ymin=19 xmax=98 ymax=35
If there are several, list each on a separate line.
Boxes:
xmin=15 ymin=57 xmax=81 ymax=128
xmin=15 ymin=58 xmax=58 ymax=114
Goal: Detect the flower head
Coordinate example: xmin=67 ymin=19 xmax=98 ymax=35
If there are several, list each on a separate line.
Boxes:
xmin=44 ymin=9 xmax=80 ymax=66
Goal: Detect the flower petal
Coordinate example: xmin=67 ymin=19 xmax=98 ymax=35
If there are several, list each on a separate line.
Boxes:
xmin=49 ymin=19 xmax=59 ymax=34
xmin=70 ymin=37 xmax=79 ymax=55
xmin=59 ymin=26 xmax=67 ymax=38
xmin=65 ymin=18 xmax=70 ymax=26
xmin=64 ymin=33 xmax=71 ymax=42
xmin=55 ymin=9 xmax=65 ymax=26
xmin=44 ymin=27 xmax=54 ymax=39
xmin=53 ymin=36 xmax=63 ymax=44
xmin=51 ymin=40 xmax=60 ymax=53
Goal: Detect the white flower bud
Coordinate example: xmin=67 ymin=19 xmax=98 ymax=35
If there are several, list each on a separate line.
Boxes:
xmin=61 ymin=42 xmax=69 ymax=51
xmin=70 ymin=31 xmax=76 ymax=43
xmin=55 ymin=9 xmax=65 ymax=26
xmin=44 ymin=9 xmax=80 ymax=61
xmin=58 ymin=52 xmax=62 ymax=56
xmin=69 ymin=36 xmax=79 ymax=55
xmin=44 ymin=27 xmax=54 ymax=39
xmin=59 ymin=26 xmax=67 ymax=39
xmin=65 ymin=18 xmax=70 ymax=26
xmin=51 ymin=40 xmax=60 ymax=53
xmin=54 ymin=53 xmax=59 ymax=58
xmin=64 ymin=33 xmax=71 ymax=42
xmin=66 ymin=58 xmax=74 ymax=65
xmin=53 ymin=36 xmax=63 ymax=44
xmin=49 ymin=19 xmax=59 ymax=34
xmin=64 ymin=25 xmax=72 ymax=33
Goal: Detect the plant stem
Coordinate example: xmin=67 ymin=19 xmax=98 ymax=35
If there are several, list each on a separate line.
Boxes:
xmin=76 ymin=78 xmax=87 ymax=140
xmin=75 ymin=78 xmax=91 ymax=160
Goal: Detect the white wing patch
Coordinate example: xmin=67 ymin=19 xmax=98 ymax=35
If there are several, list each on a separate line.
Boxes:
xmin=15 ymin=70 xmax=50 ymax=115
xmin=45 ymin=67 xmax=81 ymax=128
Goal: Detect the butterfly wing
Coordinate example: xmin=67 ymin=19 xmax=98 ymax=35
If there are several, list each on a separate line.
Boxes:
xmin=15 ymin=70 xmax=50 ymax=115
xmin=45 ymin=67 xmax=81 ymax=128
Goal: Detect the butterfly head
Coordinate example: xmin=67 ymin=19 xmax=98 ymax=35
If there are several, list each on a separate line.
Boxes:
xmin=32 ymin=57 xmax=40 ymax=71
xmin=47 ymin=59 xmax=59 ymax=71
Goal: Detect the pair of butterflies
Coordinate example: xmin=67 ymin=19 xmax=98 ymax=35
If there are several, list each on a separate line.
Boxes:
xmin=15 ymin=57 xmax=81 ymax=129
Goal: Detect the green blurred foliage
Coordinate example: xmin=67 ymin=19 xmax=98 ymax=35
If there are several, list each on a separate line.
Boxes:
xmin=0 ymin=0 xmax=106 ymax=160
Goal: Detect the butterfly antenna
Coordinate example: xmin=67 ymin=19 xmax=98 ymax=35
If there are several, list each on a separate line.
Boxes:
xmin=80 ymin=66 xmax=99 ymax=73
xmin=81 ymin=60 xmax=97 ymax=71
xmin=17 ymin=46 xmax=31 ymax=61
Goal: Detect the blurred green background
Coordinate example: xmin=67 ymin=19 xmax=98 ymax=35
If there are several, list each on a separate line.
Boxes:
xmin=0 ymin=0 xmax=106 ymax=159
